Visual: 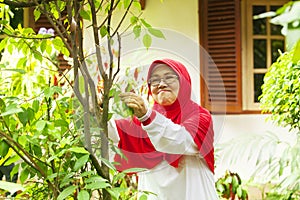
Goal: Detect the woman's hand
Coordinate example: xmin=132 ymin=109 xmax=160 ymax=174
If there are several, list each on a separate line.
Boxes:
xmin=119 ymin=92 xmax=147 ymax=118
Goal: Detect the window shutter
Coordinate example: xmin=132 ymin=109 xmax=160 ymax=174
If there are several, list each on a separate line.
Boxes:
xmin=28 ymin=10 xmax=71 ymax=71
xmin=199 ymin=0 xmax=242 ymax=113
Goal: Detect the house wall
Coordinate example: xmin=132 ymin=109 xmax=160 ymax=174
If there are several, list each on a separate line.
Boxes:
xmin=83 ymin=0 xmax=296 ymax=182
xmin=139 ymin=0 xmax=199 ymax=40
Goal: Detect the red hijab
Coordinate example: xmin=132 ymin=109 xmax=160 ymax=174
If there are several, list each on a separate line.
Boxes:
xmin=114 ymin=59 xmax=215 ymax=173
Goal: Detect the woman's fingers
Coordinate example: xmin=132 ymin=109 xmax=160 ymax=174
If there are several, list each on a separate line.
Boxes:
xmin=119 ymin=92 xmax=147 ymax=118
xmin=119 ymin=92 xmax=143 ymax=105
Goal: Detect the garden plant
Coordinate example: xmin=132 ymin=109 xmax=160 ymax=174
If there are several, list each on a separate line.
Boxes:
xmin=0 ymin=0 xmax=164 ymax=199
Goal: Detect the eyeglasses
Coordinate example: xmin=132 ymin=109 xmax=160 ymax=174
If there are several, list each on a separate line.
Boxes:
xmin=148 ymin=74 xmax=179 ymax=87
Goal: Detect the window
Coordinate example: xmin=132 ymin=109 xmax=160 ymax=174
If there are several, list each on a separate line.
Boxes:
xmin=199 ymin=0 xmax=287 ymax=114
xmin=242 ymin=0 xmax=286 ymax=110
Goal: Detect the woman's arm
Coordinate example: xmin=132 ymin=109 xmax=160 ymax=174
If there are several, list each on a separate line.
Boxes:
xmin=117 ymin=92 xmax=200 ymax=155
xmin=142 ymin=112 xmax=199 ymax=155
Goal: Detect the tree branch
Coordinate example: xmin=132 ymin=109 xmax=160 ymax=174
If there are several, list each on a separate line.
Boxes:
xmin=3 ymin=0 xmax=38 ymax=8
xmin=113 ymin=33 xmax=121 ymax=82
xmin=0 ymin=130 xmax=58 ymax=195
xmin=112 ymin=0 xmax=134 ymax=37
xmin=88 ymin=0 xmax=106 ymax=80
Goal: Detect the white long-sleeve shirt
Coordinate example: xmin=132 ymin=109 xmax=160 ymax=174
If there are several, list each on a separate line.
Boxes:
xmin=109 ymin=112 xmax=219 ymax=200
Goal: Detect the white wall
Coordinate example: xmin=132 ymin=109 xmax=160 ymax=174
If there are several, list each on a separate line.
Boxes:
xmin=140 ymin=0 xmax=199 ymax=40
xmin=213 ymin=114 xmax=297 ymax=180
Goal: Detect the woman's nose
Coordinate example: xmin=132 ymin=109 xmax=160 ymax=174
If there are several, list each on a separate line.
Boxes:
xmin=157 ymin=79 xmax=168 ymax=87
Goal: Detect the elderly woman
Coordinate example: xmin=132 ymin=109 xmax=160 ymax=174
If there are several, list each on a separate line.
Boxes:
xmin=109 ymin=59 xmax=218 ymax=200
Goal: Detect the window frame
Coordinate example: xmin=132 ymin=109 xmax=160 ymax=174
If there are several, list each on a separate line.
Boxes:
xmin=241 ymin=0 xmax=287 ymax=111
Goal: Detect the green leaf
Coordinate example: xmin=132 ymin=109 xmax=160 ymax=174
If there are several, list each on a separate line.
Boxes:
xmin=216 ymin=182 xmax=225 ymax=193
xmin=123 ymin=0 xmax=131 ymax=9
xmin=0 ymin=107 xmax=23 ymax=117
xmin=10 ymin=164 xmax=19 ymax=180
xmin=292 ymin=40 xmax=300 ymax=64
xmin=18 ymin=135 xmax=27 ymax=147
xmin=20 ymin=168 xmax=29 ymax=183
xmin=52 ymin=37 xmax=64 ymax=51
xmin=242 ymin=189 xmax=248 ymax=200
xmin=98 ymin=157 xmax=116 ymax=171
xmin=60 ymin=172 xmax=75 ymax=188
xmin=133 ymin=25 xmax=141 ymax=39
xmin=69 ymin=147 xmax=90 ymax=154
xmin=106 ymin=188 xmax=121 ymax=200
xmin=130 ymin=16 xmax=138 ymax=25
xmin=80 ymin=10 xmax=91 ymax=20
xmin=80 ymin=171 xmax=96 ymax=177
xmin=0 ymin=98 xmax=5 ymax=111
xmin=133 ymin=1 xmax=142 ymax=11
xmin=36 ymin=120 xmax=46 ymax=132
xmin=73 ymin=154 xmax=89 ymax=171
xmin=0 ymin=181 xmax=24 ymax=194
xmin=44 ymin=86 xmax=62 ymax=98
xmin=276 ymin=1 xmax=293 ymax=15
xmin=122 ymin=168 xmax=147 ymax=174
xmin=85 ymin=181 xmax=110 ymax=190
xmin=112 ymin=173 xmax=126 ymax=185
xmin=236 ymin=185 xmax=242 ymax=197
xmin=0 ymin=141 xmax=9 ymax=157
xmin=46 ymin=43 xmax=53 ymax=55
xmin=33 ymin=51 xmax=43 ymax=62
xmin=100 ymin=26 xmax=108 ymax=38
xmin=141 ymin=19 xmax=151 ymax=28
xmin=108 ymin=112 xmax=113 ymax=121
xmin=0 ymin=38 xmax=8 ymax=52
xmin=7 ymin=43 xmax=14 ymax=54
xmin=32 ymin=100 xmax=40 ymax=113
xmin=40 ymin=40 xmax=47 ymax=53
xmin=4 ymin=155 xmax=20 ymax=166
xmin=139 ymin=194 xmax=148 ymax=200
xmin=3 ymin=68 xmax=26 ymax=74
xmin=143 ymin=33 xmax=152 ymax=49
xmin=78 ymin=190 xmax=90 ymax=200
xmin=33 ymin=9 xmax=41 ymax=21
xmin=148 ymin=27 xmax=165 ymax=39
xmin=61 ymin=47 xmax=70 ymax=56
xmin=22 ymin=27 xmax=35 ymax=35
xmin=2 ymin=27 xmax=13 ymax=36
xmin=54 ymin=119 xmax=69 ymax=127
xmin=85 ymin=176 xmax=107 ymax=183
xmin=57 ymin=185 xmax=77 ymax=200
xmin=231 ymin=176 xmax=238 ymax=193
xmin=16 ymin=57 xmax=27 ymax=68
xmin=18 ymin=108 xmax=29 ymax=126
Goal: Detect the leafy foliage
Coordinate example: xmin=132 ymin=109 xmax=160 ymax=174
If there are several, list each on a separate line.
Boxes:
xmin=216 ymin=131 xmax=300 ymax=200
xmin=216 ymin=171 xmax=248 ymax=200
xmin=0 ymin=0 xmax=165 ymax=199
xmin=260 ymin=40 xmax=300 ymax=132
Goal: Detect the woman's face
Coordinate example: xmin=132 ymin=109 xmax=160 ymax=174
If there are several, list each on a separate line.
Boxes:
xmin=149 ymin=64 xmax=180 ymax=106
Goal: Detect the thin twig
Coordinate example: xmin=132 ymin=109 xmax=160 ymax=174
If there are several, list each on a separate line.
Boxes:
xmin=112 ymin=0 xmax=134 ymax=37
